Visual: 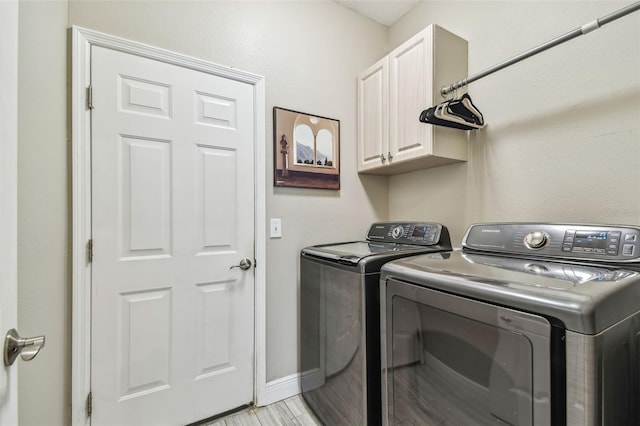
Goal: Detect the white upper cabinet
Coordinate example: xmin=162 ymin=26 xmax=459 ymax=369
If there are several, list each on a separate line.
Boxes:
xmin=357 ymin=25 xmax=468 ymax=175
xmin=358 ymin=56 xmax=389 ymax=171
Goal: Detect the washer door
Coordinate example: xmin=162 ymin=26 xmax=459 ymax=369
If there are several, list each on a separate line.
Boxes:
xmin=382 ymin=279 xmax=553 ymax=426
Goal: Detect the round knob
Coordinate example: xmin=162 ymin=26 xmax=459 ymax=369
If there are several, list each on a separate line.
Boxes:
xmin=524 ymin=231 xmax=548 ymax=249
xmin=391 ymin=226 xmax=404 ymax=239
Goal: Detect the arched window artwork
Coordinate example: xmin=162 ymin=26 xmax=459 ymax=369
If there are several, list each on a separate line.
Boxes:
xmin=294 ymin=125 xmax=335 ymax=167
xmin=273 ymin=107 xmax=340 ymax=190
xmin=294 ymin=124 xmax=314 ymax=165
xmin=316 ymin=129 xmax=333 ymax=167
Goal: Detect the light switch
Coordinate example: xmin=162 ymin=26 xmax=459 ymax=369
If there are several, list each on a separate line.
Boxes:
xmin=270 ymin=218 xmax=282 ymax=238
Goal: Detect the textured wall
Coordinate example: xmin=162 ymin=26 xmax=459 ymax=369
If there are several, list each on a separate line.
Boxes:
xmin=18 ymin=1 xmax=388 ymax=424
xmin=18 ymin=1 xmax=70 ymax=425
xmin=19 ymin=2 xmax=638 ymax=425
xmin=67 ymin=0 xmax=390 ymax=385
xmin=388 ymin=1 xmax=640 ymax=244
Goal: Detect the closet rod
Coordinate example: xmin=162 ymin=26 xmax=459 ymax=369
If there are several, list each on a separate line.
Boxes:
xmin=440 ymin=1 xmax=640 ymax=97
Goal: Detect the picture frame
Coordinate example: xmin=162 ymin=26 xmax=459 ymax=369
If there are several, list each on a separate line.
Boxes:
xmin=273 ymin=107 xmax=340 ymax=190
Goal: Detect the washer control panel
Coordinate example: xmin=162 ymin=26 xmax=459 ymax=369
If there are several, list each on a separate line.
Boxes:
xmin=367 ymin=222 xmax=447 ymax=246
xmin=463 ymin=223 xmax=640 ymax=263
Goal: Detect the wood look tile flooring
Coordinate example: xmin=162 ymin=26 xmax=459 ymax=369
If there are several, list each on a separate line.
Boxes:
xmin=204 ymin=395 xmax=322 ymax=426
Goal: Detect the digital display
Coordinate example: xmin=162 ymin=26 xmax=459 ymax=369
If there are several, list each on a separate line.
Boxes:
xmin=574 ymin=231 xmax=608 ymax=250
xmin=412 ymin=226 xmax=428 ymax=238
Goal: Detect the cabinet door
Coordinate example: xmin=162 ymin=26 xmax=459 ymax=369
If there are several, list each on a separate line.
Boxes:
xmin=389 ymin=28 xmax=434 ymax=164
xmin=357 ymin=56 xmax=388 ymax=172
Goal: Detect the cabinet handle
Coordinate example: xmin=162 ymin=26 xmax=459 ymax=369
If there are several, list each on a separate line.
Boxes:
xmin=380 ymin=153 xmax=386 ymax=163
xmin=388 ymin=152 xmax=393 ymax=162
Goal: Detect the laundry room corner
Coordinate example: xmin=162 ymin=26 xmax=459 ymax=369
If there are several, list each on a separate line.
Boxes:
xmin=11 ymin=1 xmax=639 ymax=424
xmin=386 ymin=1 xmax=640 ymax=236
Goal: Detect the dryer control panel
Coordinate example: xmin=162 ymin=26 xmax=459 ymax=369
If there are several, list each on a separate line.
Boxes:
xmin=462 ymin=223 xmax=640 ymax=263
xmin=367 ymin=222 xmax=448 ymax=246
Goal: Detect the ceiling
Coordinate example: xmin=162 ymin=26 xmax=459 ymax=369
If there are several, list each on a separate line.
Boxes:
xmin=334 ymin=0 xmax=421 ymax=27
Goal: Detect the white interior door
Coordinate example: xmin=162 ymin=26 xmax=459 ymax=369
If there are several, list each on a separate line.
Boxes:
xmin=0 ymin=2 xmax=19 ymax=423
xmin=90 ymin=45 xmax=255 ymax=425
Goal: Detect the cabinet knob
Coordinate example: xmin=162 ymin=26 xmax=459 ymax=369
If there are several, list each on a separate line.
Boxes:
xmin=388 ymin=152 xmax=393 ymax=162
xmin=380 ymin=153 xmax=386 ymax=163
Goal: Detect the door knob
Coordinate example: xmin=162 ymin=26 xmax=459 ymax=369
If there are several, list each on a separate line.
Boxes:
xmin=230 ymin=258 xmax=252 ymax=271
xmin=4 ymin=328 xmax=45 ymax=366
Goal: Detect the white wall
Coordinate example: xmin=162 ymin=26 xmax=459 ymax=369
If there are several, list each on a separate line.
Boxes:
xmin=18 ymin=1 xmax=70 ymax=425
xmin=388 ymin=0 xmax=640 ymax=244
xmin=67 ymin=0 xmax=390 ymax=386
xmin=17 ymin=1 xmax=639 ymax=424
xmin=18 ymin=1 xmax=388 ymax=424
xmin=0 ymin=1 xmax=19 ymax=424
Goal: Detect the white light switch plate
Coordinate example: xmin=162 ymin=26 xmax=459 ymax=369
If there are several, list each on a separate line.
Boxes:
xmin=270 ymin=218 xmax=282 ymax=238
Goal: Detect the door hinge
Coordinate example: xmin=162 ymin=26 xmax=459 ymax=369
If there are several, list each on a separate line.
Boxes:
xmin=87 ymin=86 xmax=93 ymax=110
xmin=86 ymin=391 xmax=93 ymax=417
xmin=87 ymin=239 xmax=93 ymax=264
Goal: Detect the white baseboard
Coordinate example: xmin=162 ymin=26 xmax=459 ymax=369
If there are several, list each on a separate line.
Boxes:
xmin=257 ymin=372 xmax=301 ymax=407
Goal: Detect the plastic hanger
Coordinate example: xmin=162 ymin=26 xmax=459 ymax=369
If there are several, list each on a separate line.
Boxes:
xmin=419 ymin=91 xmax=485 ymax=130
xmin=447 ymin=93 xmax=484 ymax=126
xmin=438 ymin=100 xmax=482 ymax=129
xmin=420 ymin=103 xmax=476 ymax=130
xmin=440 ymin=89 xmax=483 ymax=127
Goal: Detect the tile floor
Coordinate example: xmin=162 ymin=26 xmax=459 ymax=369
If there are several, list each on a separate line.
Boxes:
xmin=204 ymin=394 xmax=322 ymax=426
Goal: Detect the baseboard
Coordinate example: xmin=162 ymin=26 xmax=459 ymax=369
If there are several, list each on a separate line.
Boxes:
xmin=299 ymin=367 xmax=325 ymax=392
xmin=257 ymin=372 xmax=301 ymax=407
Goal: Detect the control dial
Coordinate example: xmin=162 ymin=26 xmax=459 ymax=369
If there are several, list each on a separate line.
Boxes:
xmin=524 ymin=231 xmax=548 ymax=250
xmin=391 ymin=225 xmax=404 ymax=239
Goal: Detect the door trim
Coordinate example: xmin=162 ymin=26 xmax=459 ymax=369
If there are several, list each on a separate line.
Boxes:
xmin=71 ymin=26 xmax=267 ymax=425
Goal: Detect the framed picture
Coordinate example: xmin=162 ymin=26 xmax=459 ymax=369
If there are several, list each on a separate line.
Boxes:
xmin=273 ymin=107 xmax=340 ymax=190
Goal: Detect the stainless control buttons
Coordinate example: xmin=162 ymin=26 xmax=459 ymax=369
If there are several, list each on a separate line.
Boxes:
xmin=623 ymin=244 xmax=635 ymax=256
xmin=391 ymin=225 xmax=404 ymax=239
xmin=524 ymin=231 xmax=548 ymax=249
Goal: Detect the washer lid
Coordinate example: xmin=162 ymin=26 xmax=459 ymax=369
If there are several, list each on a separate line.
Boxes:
xmin=381 ymin=250 xmax=640 ymax=334
xmin=302 ymin=241 xmax=430 ymax=264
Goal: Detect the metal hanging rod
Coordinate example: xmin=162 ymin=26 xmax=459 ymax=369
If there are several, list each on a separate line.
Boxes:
xmin=440 ymin=1 xmax=640 ymax=97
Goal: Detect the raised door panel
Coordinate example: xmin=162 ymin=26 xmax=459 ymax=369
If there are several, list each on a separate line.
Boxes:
xmin=118 ymin=289 xmax=172 ymax=400
xmin=120 ymin=136 xmax=172 ymax=259
xmin=357 ymin=56 xmax=388 ymax=172
xmin=194 ymin=281 xmax=235 ymax=379
xmin=195 ymin=145 xmax=238 ymax=253
xmin=389 ymin=27 xmax=434 ymax=164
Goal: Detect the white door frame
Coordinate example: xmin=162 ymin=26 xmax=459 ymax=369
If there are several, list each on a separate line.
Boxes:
xmin=71 ymin=26 xmax=267 ymax=425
